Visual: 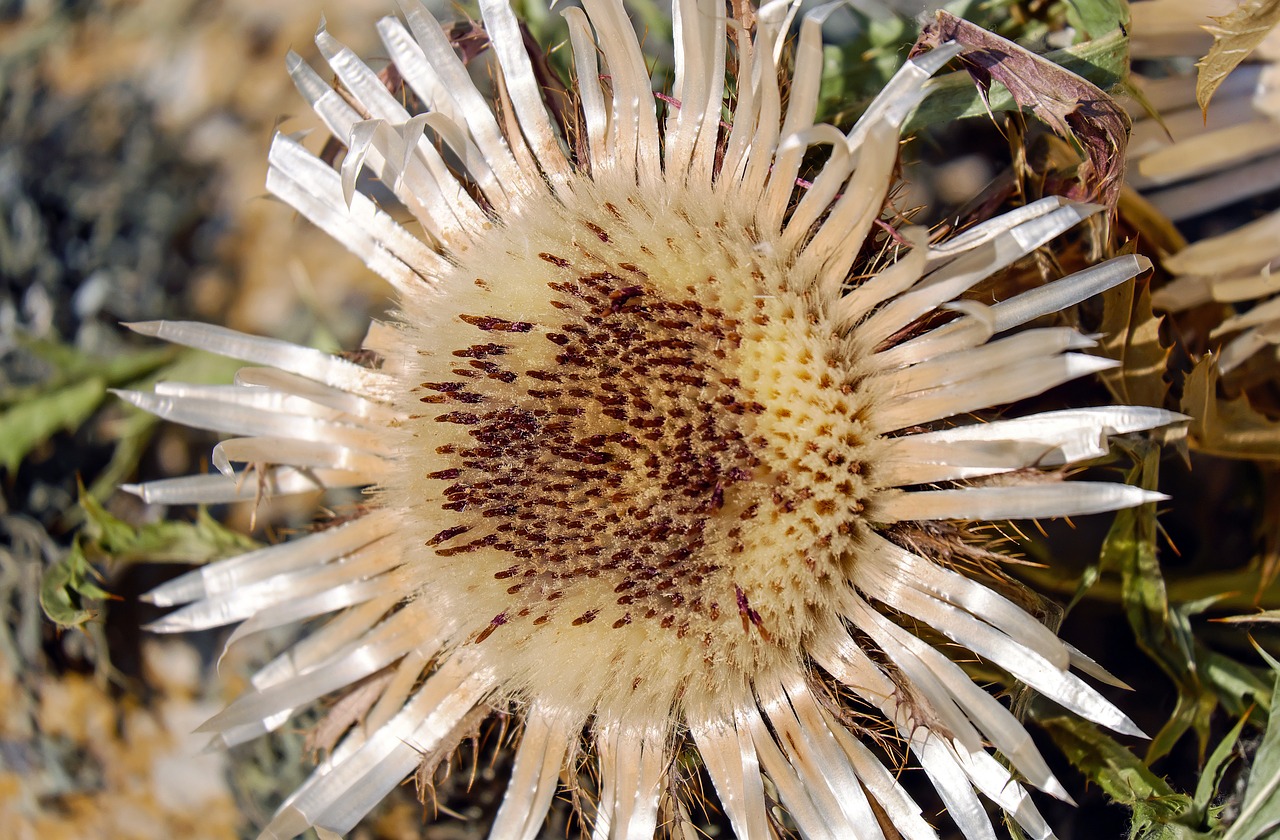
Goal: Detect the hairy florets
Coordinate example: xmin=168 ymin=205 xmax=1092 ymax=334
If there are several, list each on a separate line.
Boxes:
xmin=387 ymin=178 xmax=883 ymax=715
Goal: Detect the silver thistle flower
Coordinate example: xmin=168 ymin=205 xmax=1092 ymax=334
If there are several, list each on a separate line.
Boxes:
xmin=118 ymin=1 xmax=1182 ymax=837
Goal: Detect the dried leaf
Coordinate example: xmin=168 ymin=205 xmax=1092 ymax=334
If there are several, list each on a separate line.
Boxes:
xmin=1196 ymin=0 xmax=1280 ymax=117
xmin=911 ymin=11 xmax=1131 ymax=205
xmin=1096 ymin=275 xmax=1172 ymax=407
xmin=1181 ymin=355 xmax=1280 ymax=460
xmin=905 ymin=28 xmax=1130 ymax=133
xmin=1119 ymin=185 xmax=1190 ymax=257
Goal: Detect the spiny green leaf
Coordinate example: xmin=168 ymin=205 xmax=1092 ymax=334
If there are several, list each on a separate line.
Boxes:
xmin=79 ymin=486 xmax=140 ymax=550
xmin=1200 ymin=649 xmax=1273 ymax=722
xmin=79 ymin=488 xmax=259 ymax=566
xmin=1037 ymin=712 xmax=1200 ymax=840
xmin=0 ymin=336 xmax=175 ymax=474
xmin=73 ymin=346 xmax=244 ymax=511
xmin=1039 ymin=714 xmax=1181 ymax=803
xmin=41 ymin=487 xmax=261 ymax=629
xmin=1196 ymin=0 xmax=1280 ymax=117
xmin=39 ymin=539 xmax=112 ymax=629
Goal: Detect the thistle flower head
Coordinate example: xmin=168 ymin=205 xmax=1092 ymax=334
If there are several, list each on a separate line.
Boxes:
xmin=119 ymin=1 xmax=1182 ymax=837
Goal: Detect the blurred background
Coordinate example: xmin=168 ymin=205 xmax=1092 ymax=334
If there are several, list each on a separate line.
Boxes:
xmin=0 ymin=3 xmax=430 ymax=838
xmin=3 ymin=1 xmax=1279 ymax=839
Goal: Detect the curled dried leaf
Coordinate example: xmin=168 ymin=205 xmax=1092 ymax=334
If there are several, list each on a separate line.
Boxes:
xmin=1095 ymin=273 xmax=1172 ymax=408
xmin=1196 ymin=0 xmax=1280 ymax=117
xmin=1181 ymin=354 xmax=1280 ymax=460
xmin=911 ymin=10 xmax=1131 ymax=206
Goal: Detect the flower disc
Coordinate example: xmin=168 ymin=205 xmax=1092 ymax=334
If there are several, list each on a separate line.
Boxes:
xmin=392 ymin=179 xmax=880 ymax=713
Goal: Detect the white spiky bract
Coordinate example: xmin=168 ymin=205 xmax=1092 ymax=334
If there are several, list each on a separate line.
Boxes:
xmin=122 ymin=2 xmax=1183 ymax=838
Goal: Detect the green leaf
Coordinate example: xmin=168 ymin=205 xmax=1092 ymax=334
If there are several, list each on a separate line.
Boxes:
xmin=1099 ymin=442 xmax=1218 ymax=763
xmin=1196 ymin=0 xmax=1280 ymax=117
xmin=0 ymin=336 xmax=175 ymax=474
xmin=1037 ymin=712 xmax=1199 ymax=839
xmin=618 ymin=0 xmax=672 ymax=47
xmin=40 ymin=487 xmax=262 ymax=630
xmin=2 ymin=338 xmax=173 ymax=407
xmin=39 ymin=539 xmax=112 ymax=629
xmin=1223 ymin=654 xmax=1280 ymax=840
xmin=817 ymin=10 xmax=916 ymax=127
xmin=0 ymin=375 xmax=107 ymax=473
xmin=71 ymin=346 xmax=243 ymax=512
xmin=83 ymin=407 xmax=158 ymax=507
xmin=1200 ymin=649 xmax=1274 ymax=722
xmin=79 ymin=488 xmax=259 ymax=566
xmin=1066 ymin=0 xmax=1131 ymax=41
xmin=1192 ymin=708 xmax=1249 ymax=827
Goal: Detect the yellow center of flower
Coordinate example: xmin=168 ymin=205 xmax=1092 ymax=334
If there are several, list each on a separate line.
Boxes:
xmin=390 ymin=178 xmax=881 ymax=710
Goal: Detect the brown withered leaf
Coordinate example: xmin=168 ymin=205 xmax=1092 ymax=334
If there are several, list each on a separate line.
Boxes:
xmin=1196 ymin=0 xmax=1280 ymax=117
xmin=1118 ymin=185 xmax=1189 ymax=257
xmin=910 ymin=11 xmax=1130 ymax=206
xmin=1095 ymin=273 xmax=1171 ymax=407
xmin=1181 ymin=354 xmax=1280 ymax=460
